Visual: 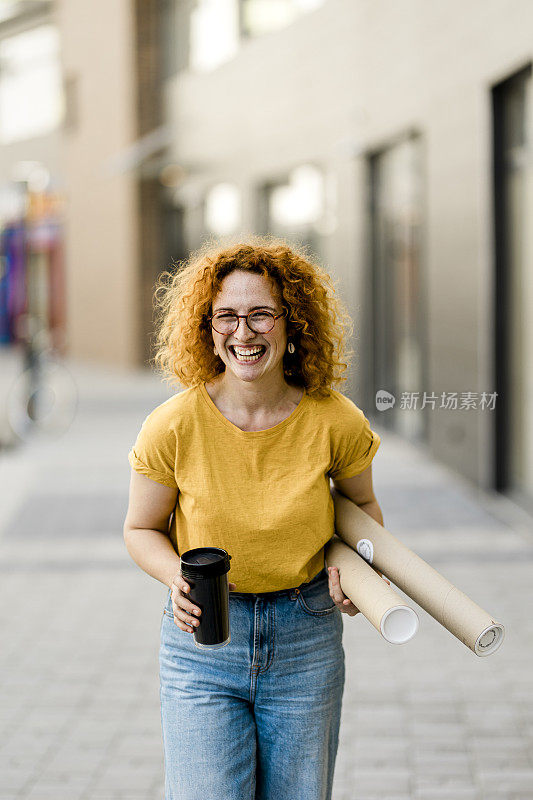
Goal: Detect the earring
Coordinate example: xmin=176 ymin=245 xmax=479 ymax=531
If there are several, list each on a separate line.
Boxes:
xmin=287 ymin=341 xmax=295 ymax=354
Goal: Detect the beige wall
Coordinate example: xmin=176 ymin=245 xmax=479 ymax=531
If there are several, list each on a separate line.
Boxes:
xmin=57 ymin=0 xmax=139 ymax=368
xmin=165 ymin=0 xmax=533 ymax=489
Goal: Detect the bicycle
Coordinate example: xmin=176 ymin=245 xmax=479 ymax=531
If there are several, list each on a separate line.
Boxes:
xmin=6 ymin=317 xmax=78 ymax=443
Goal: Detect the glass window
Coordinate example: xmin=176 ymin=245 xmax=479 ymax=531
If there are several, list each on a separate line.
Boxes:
xmin=370 ymin=135 xmax=426 ymax=442
xmin=270 ymin=164 xmax=323 ymax=228
xmin=240 ymin=0 xmax=324 ymax=37
xmin=260 ymin=163 xmax=331 ymax=257
xmin=0 ymin=24 xmax=64 ymax=144
xmin=190 ymin=0 xmax=239 ymax=73
xmin=204 ymin=182 xmax=242 ymax=236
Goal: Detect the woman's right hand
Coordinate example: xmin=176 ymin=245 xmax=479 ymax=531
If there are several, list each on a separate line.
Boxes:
xmin=170 ymin=574 xmax=237 ymax=632
xmin=327 ymin=565 xmax=390 ymax=617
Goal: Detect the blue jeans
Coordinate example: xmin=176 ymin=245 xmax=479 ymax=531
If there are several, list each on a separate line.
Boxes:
xmin=159 ymin=566 xmax=345 ymax=800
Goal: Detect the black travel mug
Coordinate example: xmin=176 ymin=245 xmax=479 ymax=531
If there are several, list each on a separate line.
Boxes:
xmin=180 ymin=547 xmax=232 ymax=650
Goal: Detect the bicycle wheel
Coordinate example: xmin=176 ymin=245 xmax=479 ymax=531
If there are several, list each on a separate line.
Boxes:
xmin=6 ymin=358 xmax=79 ymax=442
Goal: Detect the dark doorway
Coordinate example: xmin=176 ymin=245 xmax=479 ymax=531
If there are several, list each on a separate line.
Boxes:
xmin=368 ymin=133 xmax=427 ymax=443
xmin=492 ymin=63 xmax=533 ymax=510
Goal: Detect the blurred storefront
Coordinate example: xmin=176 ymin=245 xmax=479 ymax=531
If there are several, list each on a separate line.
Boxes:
xmin=0 ymin=1 xmax=66 ymax=445
xmin=0 ymin=184 xmax=66 ymax=349
xmin=0 ymin=1 xmax=187 ymax=374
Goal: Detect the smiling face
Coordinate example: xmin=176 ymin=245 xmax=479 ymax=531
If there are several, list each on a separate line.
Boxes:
xmin=210 ymin=269 xmax=288 ymax=386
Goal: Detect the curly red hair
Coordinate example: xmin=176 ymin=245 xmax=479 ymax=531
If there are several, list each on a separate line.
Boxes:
xmin=151 ymin=234 xmax=354 ymax=399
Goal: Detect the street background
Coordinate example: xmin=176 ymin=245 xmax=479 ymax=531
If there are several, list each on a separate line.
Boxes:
xmin=2 ymin=2 xmax=533 ymax=798
xmin=0 ymin=354 xmax=531 ymax=800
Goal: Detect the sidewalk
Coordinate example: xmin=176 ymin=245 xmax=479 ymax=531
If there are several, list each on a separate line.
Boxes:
xmin=0 ymin=359 xmax=531 ymax=800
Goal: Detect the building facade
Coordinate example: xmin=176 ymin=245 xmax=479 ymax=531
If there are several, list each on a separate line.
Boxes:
xmin=2 ymin=0 xmax=532 ymax=510
xmin=162 ymin=0 xmax=533 ymax=508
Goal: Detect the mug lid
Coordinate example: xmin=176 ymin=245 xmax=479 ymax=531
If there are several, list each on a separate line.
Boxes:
xmin=180 ymin=547 xmax=231 ymax=578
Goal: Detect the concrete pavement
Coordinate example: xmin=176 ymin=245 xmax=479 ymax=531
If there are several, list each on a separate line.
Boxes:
xmin=0 ymin=352 xmax=532 ymax=800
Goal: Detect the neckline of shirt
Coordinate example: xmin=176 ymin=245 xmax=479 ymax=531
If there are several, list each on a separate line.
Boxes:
xmin=198 ymin=381 xmax=308 ymax=437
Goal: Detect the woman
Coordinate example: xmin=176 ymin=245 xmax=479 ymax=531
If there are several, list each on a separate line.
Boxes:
xmin=123 ymin=236 xmax=388 ymax=800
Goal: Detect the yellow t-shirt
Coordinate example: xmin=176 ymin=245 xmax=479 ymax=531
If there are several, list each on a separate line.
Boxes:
xmin=128 ymin=382 xmax=381 ymax=593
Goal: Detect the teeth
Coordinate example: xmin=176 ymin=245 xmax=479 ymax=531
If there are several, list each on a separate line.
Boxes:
xmin=231 ymin=346 xmax=265 ymax=362
xmin=233 ymin=347 xmax=263 ymax=355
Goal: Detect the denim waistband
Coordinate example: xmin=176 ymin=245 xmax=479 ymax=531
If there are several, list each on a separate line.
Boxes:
xmin=231 ymin=566 xmax=328 ymax=600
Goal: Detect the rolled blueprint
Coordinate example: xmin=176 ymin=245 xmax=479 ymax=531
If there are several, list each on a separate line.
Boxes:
xmin=332 ymin=488 xmax=505 ymax=657
xmin=325 ymin=535 xmax=419 ymax=644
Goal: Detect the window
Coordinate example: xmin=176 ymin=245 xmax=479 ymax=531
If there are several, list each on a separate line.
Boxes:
xmin=240 ymin=0 xmax=324 ymax=37
xmin=190 ymin=0 xmax=239 ymax=73
xmin=204 ymin=183 xmax=242 ymax=235
xmin=259 ymin=163 xmax=332 ymax=257
xmin=369 ymin=134 xmax=426 ymax=442
xmin=0 ymin=24 xmax=63 ymax=143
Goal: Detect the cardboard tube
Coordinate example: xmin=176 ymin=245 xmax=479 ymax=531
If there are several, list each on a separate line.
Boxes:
xmin=332 ymin=488 xmax=505 ymax=657
xmin=325 ymin=535 xmax=419 ymax=644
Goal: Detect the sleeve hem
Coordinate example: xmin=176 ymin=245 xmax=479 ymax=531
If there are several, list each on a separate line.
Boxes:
xmin=329 ymin=432 xmax=381 ymax=481
xmin=128 ymin=451 xmax=178 ymax=489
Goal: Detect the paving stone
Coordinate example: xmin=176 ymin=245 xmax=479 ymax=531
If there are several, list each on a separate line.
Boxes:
xmin=0 ymin=770 xmax=28 ymax=792
xmin=412 ymin=790 xmax=478 ymax=800
xmin=471 ymin=752 xmax=531 ymax=770
xmin=476 ymin=768 xmax=533 ymax=789
xmin=468 ymin=735 xmax=526 ymax=752
xmin=337 ymin=795 xmax=412 ymax=800
xmin=24 ymin=790 xmax=87 ymax=800
xmin=482 ymin=795 xmax=533 ymax=800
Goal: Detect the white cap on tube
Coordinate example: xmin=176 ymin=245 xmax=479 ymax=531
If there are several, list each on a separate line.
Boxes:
xmin=380 ymin=605 xmax=419 ymax=644
xmin=475 ymin=624 xmax=505 ymax=657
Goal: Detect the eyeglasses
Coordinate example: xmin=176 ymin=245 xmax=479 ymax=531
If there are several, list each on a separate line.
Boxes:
xmin=207 ymin=308 xmax=287 ymax=335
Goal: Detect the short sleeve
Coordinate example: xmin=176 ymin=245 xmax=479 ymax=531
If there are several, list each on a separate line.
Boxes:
xmin=128 ymin=409 xmax=178 ymax=489
xmin=328 ymin=399 xmax=381 ymax=480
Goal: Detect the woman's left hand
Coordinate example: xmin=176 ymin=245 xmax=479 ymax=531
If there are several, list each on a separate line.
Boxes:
xmin=327 ymin=565 xmax=390 ymax=616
